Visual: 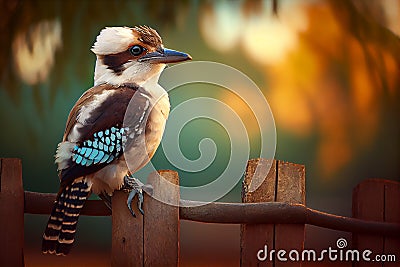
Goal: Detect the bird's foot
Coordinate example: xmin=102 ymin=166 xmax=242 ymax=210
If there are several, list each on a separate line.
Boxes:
xmin=122 ymin=174 xmax=153 ymax=217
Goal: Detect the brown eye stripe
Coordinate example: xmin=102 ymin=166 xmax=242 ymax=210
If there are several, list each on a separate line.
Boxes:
xmin=99 ymin=50 xmax=133 ymax=75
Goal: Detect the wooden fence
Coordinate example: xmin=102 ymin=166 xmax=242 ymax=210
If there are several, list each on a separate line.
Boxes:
xmin=0 ymin=158 xmax=399 ymax=266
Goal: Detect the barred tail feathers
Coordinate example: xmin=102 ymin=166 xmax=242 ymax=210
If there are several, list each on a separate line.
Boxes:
xmin=42 ymin=177 xmax=92 ymax=255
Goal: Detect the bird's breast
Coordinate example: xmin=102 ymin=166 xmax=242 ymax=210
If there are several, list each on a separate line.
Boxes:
xmin=122 ymin=93 xmax=170 ymax=173
xmin=145 ymin=94 xmax=170 ymax=155
xmin=89 ymin=94 xmax=169 ymax=195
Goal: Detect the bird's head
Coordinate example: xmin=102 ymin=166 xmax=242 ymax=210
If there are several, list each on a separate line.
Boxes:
xmin=91 ymin=26 xmax=191 ymax=86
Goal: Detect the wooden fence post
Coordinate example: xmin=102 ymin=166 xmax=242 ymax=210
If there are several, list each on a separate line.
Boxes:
xmin=353 ymin=179 xmax=400 ymax=267
xmin=144 ymin=170 xmax=180 ymax=267
xmin=384 ymin=180 xmax=400 ymax=267
xmin=111 ymin=170 xmax=180 ymax=267
xmin=240 ymin=159 xmax=305 ymax=267
xmin=274 ymin=161 xmax=306 ymax=267
xmin=241 ymin=158 xmax=276 ymax=267
xmin=111 ymin=189 xmax=143 ymax=267
xmin=0 ymin=158 xmax=24 ymax=266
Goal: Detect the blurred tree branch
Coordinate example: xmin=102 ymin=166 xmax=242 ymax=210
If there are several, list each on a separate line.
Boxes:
xmin=329 ymin=0 xmax=400 ymax=65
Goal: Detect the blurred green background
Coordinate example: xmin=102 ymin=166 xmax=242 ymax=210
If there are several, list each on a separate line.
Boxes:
xmin=1 ymin=0 xmax=399 ymax=266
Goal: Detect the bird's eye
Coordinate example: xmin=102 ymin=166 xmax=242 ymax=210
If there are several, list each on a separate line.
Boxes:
xmin=129 ymin=45 xmax=144 ymax=56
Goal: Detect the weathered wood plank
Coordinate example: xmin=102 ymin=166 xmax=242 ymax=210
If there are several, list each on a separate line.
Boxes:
xmin=241 ymin=158 xmax=276 ymax=267
xmin=24 ymin=191 xmax=111 ymax=216
xmin=21 ymin=191 xmax=400 ymax=235
xmin=0 ymin=158 xmax=24 ymax=266
xmin=383 ymin=181 xmax=400 ymax=267
xmin=111 ymin=190 xmax=144 ymax=267
xmin=144 ymin=170 xmax=180 ymax=267
xmin=275 ymin=161 xmax=305 ymax=267
xmin=352 ymin=179 xmax=385 ymax=267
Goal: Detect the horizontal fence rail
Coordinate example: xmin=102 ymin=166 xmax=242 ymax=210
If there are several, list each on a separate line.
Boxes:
xmin=2 ymin=158 xmax=399 ymax=267
xmin=24 ymin=191 xmax=400 ymax=236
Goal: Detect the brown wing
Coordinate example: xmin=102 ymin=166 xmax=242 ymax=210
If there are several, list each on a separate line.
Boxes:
xmin=58 ymin=83 xmax=151 ymax=185
xmin=63 ymin=84 xmax=135 ymax=142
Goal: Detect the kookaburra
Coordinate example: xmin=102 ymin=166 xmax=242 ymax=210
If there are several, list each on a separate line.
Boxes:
xmin=42 ymin=26 xmax=191 ymax=255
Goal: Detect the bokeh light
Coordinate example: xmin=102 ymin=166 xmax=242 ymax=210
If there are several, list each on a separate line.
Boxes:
xmin=0 ymin=0 xmax=398 ymax=266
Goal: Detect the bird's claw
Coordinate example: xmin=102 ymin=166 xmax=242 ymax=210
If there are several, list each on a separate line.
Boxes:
xmin=127 ymin=188 xmax=143 ymax=217
xmin=121 ymin=173 xmax=141 ymax=192
xmin=123 ymin=174 xmax=152 ymax=217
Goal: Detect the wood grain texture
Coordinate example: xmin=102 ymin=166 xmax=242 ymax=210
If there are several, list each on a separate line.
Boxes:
xmin=383 ymin=181 xmax=400 ymax=267
xmin=111 ymin=190 xmax=144 ymax=267
xmin=0 ymin=158 xmax=24 ymax=266
xmin=24 ymin=191 xmax=111 ymax=216
xmin=241 ymin=160 xmax=306 ymax=267
xmin=22 ymin=191 xmax=400 ymax=235
xmin=144 ymin=170 xmax=180 ymax=267
xmin=111 ymin=170 xmax=180 ymax=267
xmin=352 ymin=179 xmax=385 ymax=267
xmin=275 ymin=161 xmax=305 ymax=267
xmin=241 ymin=158 xmax=276 ymax=267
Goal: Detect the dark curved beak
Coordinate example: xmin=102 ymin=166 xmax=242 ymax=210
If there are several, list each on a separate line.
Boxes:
xmin=138 ymin=48 xmax=192 ymax=64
